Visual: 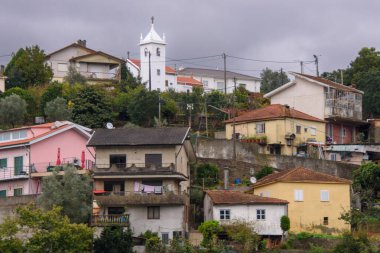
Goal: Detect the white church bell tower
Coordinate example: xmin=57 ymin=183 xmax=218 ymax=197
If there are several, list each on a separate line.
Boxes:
xmin=140 ymin=17 xmax=166 ymax=91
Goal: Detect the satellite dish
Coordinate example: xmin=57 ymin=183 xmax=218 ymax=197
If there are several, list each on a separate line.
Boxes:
xmin=250 ymin=177 xmax=257 ymax=184
xmin=106 ymin=122 xmax=114 ymax=129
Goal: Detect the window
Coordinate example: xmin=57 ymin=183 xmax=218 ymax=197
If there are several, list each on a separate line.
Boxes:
xmin=14 ymin=156 xmax=23 ymax=175
xmin=217 ymin=82 xmax=224 ymax=90
xmin=144 ymin=48 xmax=148 ymax=57
xmin=161 ymin=233 xmax=169 ymax=244
xmin=256 ymin=122 xmax=265 ymax=134
xmin=294 ymin=189 xmax=304 ymax=201
xmin=157 ymin=69 xmax=161 ymax=76
xmin=145 ymin=154 xmax=162 ymax=168
xmin=320 ymin=190 xmax=329 ymax=202
xmin=104 ymin=181 xmax=125 ymax=193
xmin=0 ymin=131 xmax=26 ymax=142
xmin=219 ymin=209 xmax=230 ymax=220
xmin=296 ymin=125 xmax=301 ymax=134
xmin=239 ymin=83 xmax=247 ymax=89
xmin=108 ymin=207 xmax=125 ymax=215
xmin=323 ymin=217 xmax=329 ymax=225
xmin=57 ymin=63 xmax=68 ymax=72
xmin=109 ymin=155 xmax=126 ymax=167
xmin=0 ymin=158 xmax=7 ymax=169
xmin=147 ymin=206 xmax=160 ymax=219
xmin=342 ymin=127 xmax=346 ymax=137
xmin=330 ymin=153 xmax=337 ymax=161
xmin=165 ymin=80 xmax=168 ymax=87
xmin=304 ymin=128 xmax=308 ymax=133
xmin=256 ymin=209 xmax=266 ymax=220
xmin=156 ymin=48 xmax=161 ymax=56
xmin=203 ymin=80 xmax=208 ymax=87
xmin=173 ymin=231 xmax=182 ymax=240
xmin=0 ymin=190 xmax=6 ymax=198
xmin=14 ymin=188 xmax=22 ymax=196
xmin=310 ymin=127 xmax=316 ymax=136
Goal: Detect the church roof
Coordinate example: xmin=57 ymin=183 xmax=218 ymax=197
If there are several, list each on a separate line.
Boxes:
xmin=127 ymin=59 xmax=175 ymax=75
xmin=140 ymin=23 xmax=166 ymax=45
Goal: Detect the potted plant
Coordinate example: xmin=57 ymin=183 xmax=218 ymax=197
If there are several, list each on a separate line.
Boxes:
xmin=259 ymin=135 xmax=267 ymax=144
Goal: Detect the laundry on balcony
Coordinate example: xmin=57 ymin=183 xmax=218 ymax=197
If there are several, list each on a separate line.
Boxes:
xmin=134 ymin=182 xmax=163 ymax=194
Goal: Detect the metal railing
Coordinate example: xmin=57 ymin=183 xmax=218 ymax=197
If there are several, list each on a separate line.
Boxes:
xmin=31 ymin=159 xmax=94 ymax=173
xmin=94 ymin=162 xmax=176 ymax=172
xmin=91 ymin=214 xmax=129 ymax=227
xmin=0 ymin=166 xmax=30 ymax=181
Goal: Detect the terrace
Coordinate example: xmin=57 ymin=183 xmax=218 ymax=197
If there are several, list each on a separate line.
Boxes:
xmin=325 ymin=89 xmax=362 ymax=121
xmin=0 ymin=166 xmax=30 ymax=181
xmin=90 ymin=214 xmax=129 ymax=227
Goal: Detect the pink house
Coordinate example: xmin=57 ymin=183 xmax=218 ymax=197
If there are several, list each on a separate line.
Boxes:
xmin=0 ymin=121 xmax=94 ymax=197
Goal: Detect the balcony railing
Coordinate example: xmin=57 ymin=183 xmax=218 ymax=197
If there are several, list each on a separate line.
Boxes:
xmin=93 ymin=190 xmax=188 ymax=206
xmin=0 ymin=166 xmax=30 ymax=181
xmin=91 ymin=214 xmax=129 ymax=227
xmin=94 ymin=163 xmax=176 ymax=173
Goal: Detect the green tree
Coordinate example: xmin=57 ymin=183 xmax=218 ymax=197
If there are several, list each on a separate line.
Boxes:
xmin=353 ymin=162 xmax=380 ymax=210
xmin=356 ymin=70 xmax=380 ymax=118
xmin=37 ymin=166 xmax=92 ymax=223
xmin=255 ymin=166 xmax=274 ymax=180
xmin=0 ymin=94 xmax=27 ymax=128
xmin=223 ymin=221 xmax=260 ymax=253
xmin=195 ymin=163 xmax=219 ymax=187
xmin=44 ymin=97 xmax=72 ymax=121
xmin=94 ymin=226 xmax=133 ymax=253
xmin=64 ymin=64 xmax=87 ymax=86
xmin=280 ymin=215 xmax=290 ymax=240
xmin=141 ymin=231 xmax=166 ymax=253
xmin=198 ymin=220 xmax=222 ymax=248
xmin=0 ymin=205 xmax=93 ymax=253
xmin=71 ymin=86 xmax=112 ymax=128
xmin=127 ymin=86 xmax=160 ymax=127
xmin=119 ymin=63 xmax=141 ymax=91
xmin=2 ymin=87 xmax=38 ymax=119
xmin=0 ymin=217 xmax=24 ymax=253
xmin=333 ymin=232 xmax=373 ymax=253
xmin=40 ymin=81 xmax=64 ymax=114
xmin=260 ymin=68 xmax=290 ymax=94
xmin=5 ymin=45 xmax=53 ymax=89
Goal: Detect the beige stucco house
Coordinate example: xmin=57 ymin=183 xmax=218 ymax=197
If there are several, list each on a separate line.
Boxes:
xmin=87 ymin=127 xmax=195 ymax=243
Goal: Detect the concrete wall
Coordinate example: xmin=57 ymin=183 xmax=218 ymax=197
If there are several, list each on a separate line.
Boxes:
xmin=0 ymin=194 xmax=38 ymax=223
xmin=196 ymin=139 xmax=358 ymax=180
xmin=0 ymin=77 xmax=5 ymax=92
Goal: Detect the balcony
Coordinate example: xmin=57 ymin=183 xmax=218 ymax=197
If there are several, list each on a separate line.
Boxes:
xmin=0 ymin=166 xmax=30 ymax=181
xmin=325 ymin=91 xmax=362 ymax=121
xmin=91 ymin=214 xmax=129 ymax=227
xmin=30 ymin=159 xmax=93 ymax=178
xmin=93 ymin=190 xmax=188 ymax=206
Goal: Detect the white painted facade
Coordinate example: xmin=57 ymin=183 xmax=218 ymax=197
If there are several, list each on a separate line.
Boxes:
xmin=265 ymin=77 xmax=325 ymax=119
xmin=139 ymin=23 xmax=167 ymax=91
xmin=204 ymin=194 xmax=287 ymax=236
xmin=0 ymin=76 xmax=6 ymax=92
xmin=127 ymin=205 xmax=185 ymax=239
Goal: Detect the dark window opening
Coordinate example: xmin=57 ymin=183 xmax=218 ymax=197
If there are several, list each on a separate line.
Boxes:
xmin=323 ymin=217 xmax=329 ymax=225
xmin=108 ymin=207 xmax=125 ymax=215
xmin=145 ymin=154 xmax=162 ymax=168
xmin=162 ymin=233 xmax=169 ymax=244
xmin=147 ymin=206 xmax=160 ymax=219
xmin=110 ymin=154 xmax=126 ymax=168
xmin=173 ymin=231 xmax=182 ymax=239
xmin=104 ymin=181 xmax=125 ymax=193
xmin=14 ymin=188 xmax=22 ymax=196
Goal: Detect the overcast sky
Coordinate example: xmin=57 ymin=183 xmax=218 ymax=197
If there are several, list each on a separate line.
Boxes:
xmin=1 ymin=0 xmax=380 ymax=77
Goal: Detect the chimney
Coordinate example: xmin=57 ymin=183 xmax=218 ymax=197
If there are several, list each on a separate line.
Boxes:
xmin=0 ymin=65 xmax=4 ymax=76
xmin=351 ymin=83 xmax=357 ymax=89
xmin=77 ymin=40 xmax=86 ymax=47
xmin=224 ymin=167 xmax=229 ymax=190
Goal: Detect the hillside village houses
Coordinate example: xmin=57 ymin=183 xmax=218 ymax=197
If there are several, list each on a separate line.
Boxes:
xmin=247 ymin=167 xmax=351 ymax=233
xmin=204 ymin=190 xmax=288 ymax=243
xmin=0 ymin=121 xmax=93 ymax=198
xmin=87 ymin=127 xmax=195 ymax=242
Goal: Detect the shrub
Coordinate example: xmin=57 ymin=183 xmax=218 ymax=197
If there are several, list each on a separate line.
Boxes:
xmin=198 ymin=220 xmax=222 ymax=248
xmin=222 ymin=221 xmax=260 ymax=253
xmin=255 ymin=166 xmax=274 ymax=180
xmin=195 ymin=163 xmax=220 ymax=187
xmin=94 ymin=226 xmax=133 ymax=253
xmin=333 ymin=232 xmax=373 ymax=253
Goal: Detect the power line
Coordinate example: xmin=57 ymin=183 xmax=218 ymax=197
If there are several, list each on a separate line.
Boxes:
xmin=228 ymin=55 xmax=315 ymax=64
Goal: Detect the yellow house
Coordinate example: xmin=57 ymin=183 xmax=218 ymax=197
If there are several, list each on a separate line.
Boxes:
xmin=225 ymin=104 xmax=326 ymax=156
xmin=247 ymin=167 xmax=351 ymax=233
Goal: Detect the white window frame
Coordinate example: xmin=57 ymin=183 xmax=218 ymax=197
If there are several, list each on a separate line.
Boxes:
xmin=320 ymin=190 xmax=329 ymax=202
xmin=256 ymin=122 xmax=265 ymax=134
xmin=57 ymin=63 xmax=68 ymax=72
xmin=294 ymin=189 xmax=304 ymax=201
xmin=219 ymin=209 xmax=230 ymax=220
xmin=256 ymin=209 xmax=266 ymax=220
xmin=296 ymin=125 xmax=301 ymax=134
xmin=310 ymin=127 xmax=317 ymax=136
xmin=330 ymin=153 xmax=337 ymax=161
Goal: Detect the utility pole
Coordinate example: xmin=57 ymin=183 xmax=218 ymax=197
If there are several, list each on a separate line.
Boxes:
xmin=340 ymin=69 xmax=344 ymax=84
xmin=280 ymin=68 xmax=284 ymax=85
xmin=204 ymin=93 xmax=208 ymax=137
xmin=232 ymin=77 xmax=237 ymax=161
xmin=223 ymin=53 xmax=227 ymax=94
xmin=313 ymin=55 xmax=319 ymax=77
xmin=300 ymin=61 xmax=304 ymax=74
xmin=158 ymin=94 xmax=162 ymax=126
xmin=187 ymin=104 xmax=193 ymax=128
xmin=148 ymin=51 xmax=152 ymax=91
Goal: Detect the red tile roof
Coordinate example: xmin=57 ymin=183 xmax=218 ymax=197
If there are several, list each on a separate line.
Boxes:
xmin=177 ymin=76 xmax=203 ymax=87
xmin=251 ymin=167 xmax=351 ymax=188
xmin=206 ymin=190 xmax=288 ymax=205
xmin=293 ymin=72 xmax=363 ymax=94
xmin=128 ymin=59 xmax=176 ymax=74
xmin=224 ymin=104 xmax=325 ymax=123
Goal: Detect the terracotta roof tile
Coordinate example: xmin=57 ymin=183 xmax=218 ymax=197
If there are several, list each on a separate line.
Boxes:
xmin=252 ymin=167 xmax=351 ymax=188
xmin=166 ymin=66 xmax=176 ymax=74
xmin=225 ymin=104 xmax=325 ymax=123
xmin=177 ymin=76 xmax=203 ymax=87
xmin=206 ymin=190 xmax=288 ymax=205
xmin=128 ymin=59 xmax=176 ymax=74
xmin=294 ymin=72 xmax=363 ymax=94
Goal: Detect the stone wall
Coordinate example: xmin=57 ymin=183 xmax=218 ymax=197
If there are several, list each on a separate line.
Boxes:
xmin=0 ymin=194 xmax=38 ymax=223
xmin=196 ymin=138 xmax=358 ymax=180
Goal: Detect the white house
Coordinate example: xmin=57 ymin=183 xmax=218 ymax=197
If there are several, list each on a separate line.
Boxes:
xmin=204 ymin=190 xmax=288 ymax=237
xmin=0 ymin=65 xmax=6 ymax=92
xmin=178 ymin=67 xmax=261 ymax=93
xmin=45 ymin=40 xmax=125 ymax=84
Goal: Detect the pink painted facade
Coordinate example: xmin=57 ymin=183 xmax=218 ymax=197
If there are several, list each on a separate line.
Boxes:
xmin=0 ymin=122 xmax=94 ymax=197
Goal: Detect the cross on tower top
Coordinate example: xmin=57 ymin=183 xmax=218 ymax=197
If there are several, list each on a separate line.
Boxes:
xmin=151 ymin=16 xmax=154 ymax=24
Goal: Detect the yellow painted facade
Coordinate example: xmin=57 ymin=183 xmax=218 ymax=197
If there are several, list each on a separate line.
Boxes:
xmin=252 ymin=182 xmax=351 ymax=233
xmin=226 ymin=118 xmax=325 ymax=155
